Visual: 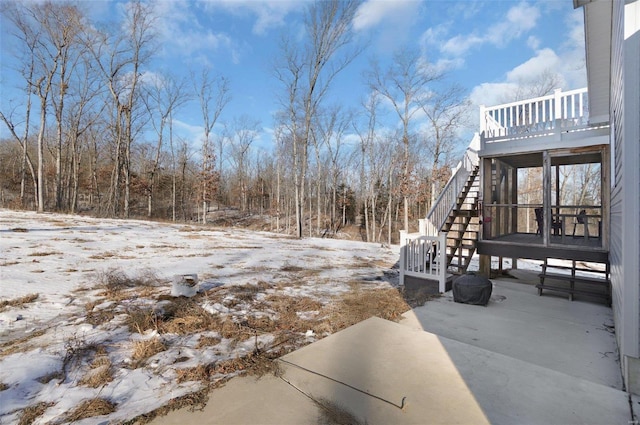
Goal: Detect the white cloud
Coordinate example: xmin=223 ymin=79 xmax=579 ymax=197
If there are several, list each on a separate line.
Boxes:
xmin=148 ymin=1 xmax=243 ymax=65
xmin=353 ymin=0 xmax=422 ymax=52
xmin=505 ymin=2 xmax=539 ymax=33
xmin=506 ymin=48 xmax=561 ymax=84
xmin=469 ymin=82 xmax=519 ymax=115
xmin=558 ymin=8 xmax=587 ymax=89
xmin=203 ymin=0 xmax=303 ymax=35
xmin=469 ymin=28 xmax=586 ymax=112
xmin=527 ymin=36 xmax=540 ymax=50
xmin=432 ymin=57 xmax=465 ymax=73
xmin=420 ymin=23 xmax=450 ymax=48
xmin=353 ymin=0 xmax=418 ymax=31
xmin=440 ymin=1 xmax=540 ymax=57
xmin=441 ymin=34 xmax=483 ymax=57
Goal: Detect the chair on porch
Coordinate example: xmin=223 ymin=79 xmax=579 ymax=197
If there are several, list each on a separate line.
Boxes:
xmin=535 ymin=207 xmax=562 ymax=236
xmin=571 ymin=209 xmax=589 ymax=239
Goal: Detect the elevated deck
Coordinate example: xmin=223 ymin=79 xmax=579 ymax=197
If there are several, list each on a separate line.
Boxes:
xmin=479 ymin=87 xmax=610 ymax=157
xmin=478 ymin=233 xmax=608 ymax=263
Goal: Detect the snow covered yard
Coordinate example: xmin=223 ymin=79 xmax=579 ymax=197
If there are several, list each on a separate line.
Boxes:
xmin=0 ymin=209 xmax=404 ymax=424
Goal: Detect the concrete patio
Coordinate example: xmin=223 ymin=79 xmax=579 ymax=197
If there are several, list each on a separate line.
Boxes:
xmin=151 ymin=272 xmax=635 ymax=424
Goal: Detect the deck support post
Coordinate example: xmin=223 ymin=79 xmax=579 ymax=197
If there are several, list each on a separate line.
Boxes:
xmin=543 ymin=151 xmax=551 ymax=246
xmin=479 ymin=254 xmax=491 ymax=278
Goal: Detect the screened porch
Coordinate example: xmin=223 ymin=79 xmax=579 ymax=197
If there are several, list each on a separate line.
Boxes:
xmin=478 ymin=145 xmax=608 ymax=258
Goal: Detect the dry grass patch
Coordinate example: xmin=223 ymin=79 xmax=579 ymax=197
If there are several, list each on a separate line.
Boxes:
xmin=45 ymin=219 xmax=70 ymax=227
xmin=350 ymin=256 xmax=376 ymax=268
xmin=85 ymin=300 xmax=116 ymax=326
xmin=401 ymin=285 xmax=441 ymax=308
xmin=89 ymin=252 xmax=116 ymax=259
xmin=0 ymin=329 xmax=46 ymax=357
xmin=315 ymin=398 xmax=365 ymax=425
xmin=98 ymin=268 xmax=161 ymax=295
xmin=0 ymin=293 xmax=39 ymax=312
xmin=66 ymin=398 xmax=117 ymax=422
xmin=1 ymin=260 xmax=20 ymax=266
xmin=0 ymin=382 xmax=9 ymax=391
xmin=177 ymin=226 xmax=200 ymax=232
xmin=280 ymin=264 xmax=304 ymax=272
xmin=18 ymin=401 xmax=53 ymax=425
xmin=10 ymin=227 xmax=28 ymax=232
xmin=196 ymin=335 xmax=222 ymax=348
xmin=321 ymin=287 xmax=410 ymax=333
xmin=175 ymin=363 xmax=215 ymax=383
xmin=126 ymin=296 xmax=220 ymax=335
xmin=79 ymin=356 xmax=114 ymax=388
xmin=58 ymin=338 xmax=108 ymax=385
xmin=259 ymin=294 xmax=325 ymax=333
xmin=225 ymin=282 xmax=270 ymax=303
xmin=149 ymin=243 xmax=180 ymax=249
xmin=215 ymin=349 xmax=283 ymax=377
xmin=28 ymin=251 xmax=61 ymax=257
xmin=123 ymin=387 xmax=211 ymax=424
xmin=176 ymin=349 xmax=284 ymax=385
xmin=158 ymin=298 xmax=219 ymax=335
xmin=126 ymin=307 xmax=157 ymax=333
xmin=131 ymin=337 xmax=166 ymax=367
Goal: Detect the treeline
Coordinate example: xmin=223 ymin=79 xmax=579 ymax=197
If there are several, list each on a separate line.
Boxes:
xmin=0 ymin=1 xmax=469 ymax=243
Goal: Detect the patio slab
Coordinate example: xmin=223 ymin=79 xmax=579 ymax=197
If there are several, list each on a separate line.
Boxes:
xmin=401 ymin=273 xmax=622 ymax=390
xmin=279 ymin=316 xmax=629 ymax=425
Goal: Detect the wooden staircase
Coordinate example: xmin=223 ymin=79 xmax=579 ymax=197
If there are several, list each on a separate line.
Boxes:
xmin=441 ymin=166 xmax=480 ymax=273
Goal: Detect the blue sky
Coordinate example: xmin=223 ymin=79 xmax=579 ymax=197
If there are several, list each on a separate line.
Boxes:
xmin=1 ymin=0 xmax=586 ymax=156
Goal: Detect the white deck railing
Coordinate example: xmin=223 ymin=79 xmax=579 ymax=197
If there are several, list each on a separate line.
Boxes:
xmin=480 ymin=87 xmax=589 ymax=143
xmin=399 ymin=231 xmax=447 ymax=293
xmin=424 ymin=133 xmax=480 ymax=236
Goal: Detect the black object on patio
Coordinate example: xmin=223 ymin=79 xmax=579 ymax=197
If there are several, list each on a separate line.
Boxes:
xmin=453 ymin=274 xmax=493 ymax=306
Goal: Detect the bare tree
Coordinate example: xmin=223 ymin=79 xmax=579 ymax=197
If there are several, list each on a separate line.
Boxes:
xmin=275 ymin=0 xmax=361 ymax=238
xmin=420 ymin=84 xmax=470 ymax=206
xmin=193 ymin=69 xmax=231 ymax=223
xmin=2 ymin=2 xmax=70 ymax=212
xmin=0 ymin=2 xmax=40 ymax=209
xmin=316 ymin=105 xmax=351 ymax=233
xmin=353 ymin=93 xmax=381 ymax=242
xmin=368 ymin=47 xmax=442 ymax=231
xmin=226 ymin=115 xmax=261 ymax=212
xmin=87 ymin=0 xmax=157 ymax=217
xmin=511 ymin=68 xmax=563 ymax=101
xmin=40 ymin=3 xmax=85 ymax=211
xmin=143 ymin=73 xmax=189 ymax=217
xmin=65 ymin=52 xmax=104 ymax=213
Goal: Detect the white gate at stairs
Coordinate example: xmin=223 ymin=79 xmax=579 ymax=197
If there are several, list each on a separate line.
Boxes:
xmin=399 ymin=227 xmax=447 ymax=293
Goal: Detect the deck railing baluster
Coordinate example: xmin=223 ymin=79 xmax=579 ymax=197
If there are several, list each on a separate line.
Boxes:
xmin=480 ymin=87 xmax=590 ymax=143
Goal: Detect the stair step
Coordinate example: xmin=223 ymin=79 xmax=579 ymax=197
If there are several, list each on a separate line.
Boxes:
xmin=446 ymin=239 xmax=475 ymax=244
xmin=446 ymin=230 xmax=479 ymax=235
xmin=446 ymin=242 xmax=477 ymax=249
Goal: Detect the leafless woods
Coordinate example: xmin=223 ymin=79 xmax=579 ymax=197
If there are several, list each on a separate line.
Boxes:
xmin=0 ymin=0 xmax=470 ymax=243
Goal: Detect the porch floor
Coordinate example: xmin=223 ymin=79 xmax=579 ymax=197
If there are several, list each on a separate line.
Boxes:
xmin=490 ymin=231 xmax=603 ymax=248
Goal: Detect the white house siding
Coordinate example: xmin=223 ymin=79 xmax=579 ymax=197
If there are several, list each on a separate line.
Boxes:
xmin=609 ymin=0 xmax=624 ymax=357
xmin=609 ymin=0 xmax=640 ymax=395
xmin=623 ymin=0 xmax=640 ymax=393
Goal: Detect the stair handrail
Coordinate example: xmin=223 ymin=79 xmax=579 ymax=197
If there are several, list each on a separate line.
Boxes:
xmin=424 ymin=133 xmax=480 ymax=236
